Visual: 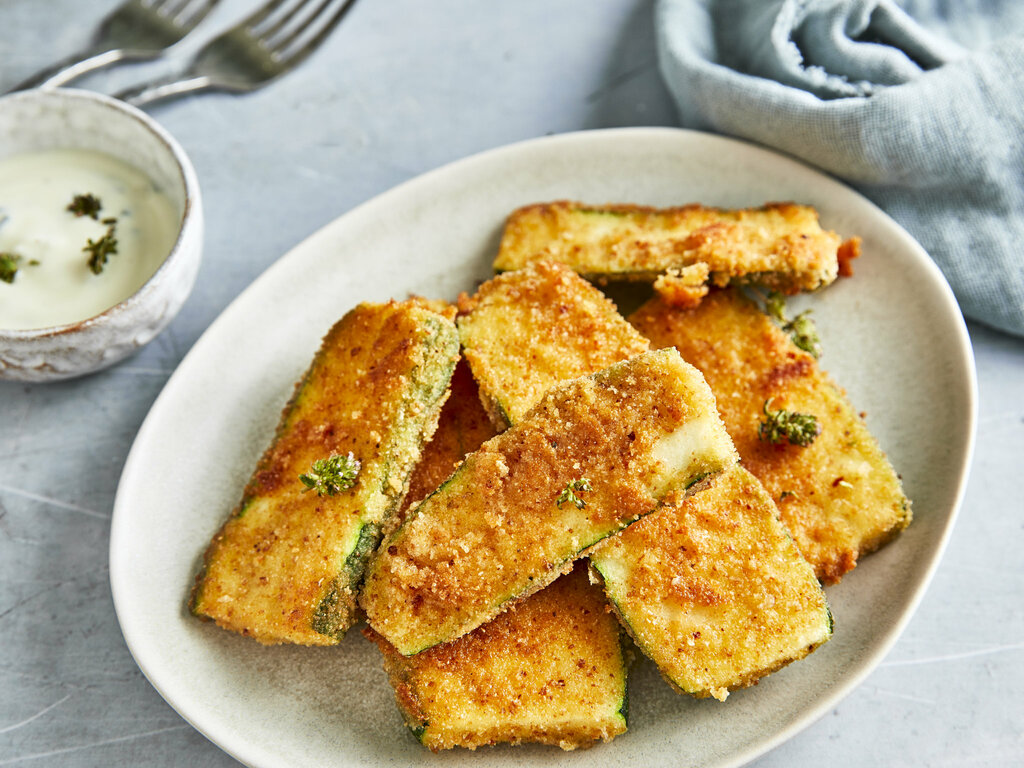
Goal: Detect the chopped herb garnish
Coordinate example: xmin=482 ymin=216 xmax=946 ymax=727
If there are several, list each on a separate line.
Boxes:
xmin=761 ymin=291 xmax=822 ymax=358
xmin=0 ymin=252 xmax=21 ymax=283
xmin=758 ymin=398 xmax=820 ymax=447
xmin=556 ymin=477 xmax=593 ymax=509
xmin=784 ymin=311 xmax=821 ymax=358
xmin=0 ymin=253 xmax=41 ymax=283
xmin=84 ymin=221 xmax=119 ymax=275
xmin=299 ymin=452 xmax=361 ymax=496
xmin=764 ymin=292 xmax=787 ymax=323
xmin=67 ymin=193 xmax=103 ymax=220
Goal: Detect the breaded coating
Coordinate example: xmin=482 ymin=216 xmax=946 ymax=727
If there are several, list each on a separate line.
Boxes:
xmin=398 ymin=359 xmax=498 ymax=525
xmin=494 ymin=200 xmax=843 ymax=294
xmin=380 ymin=369 xmax=627 ymax=749
xmin=630 ymin=290 xmax=911 ymax=583
xmin=461 ymin=263 xmax=830 ymax=700
xmin=837 ymin=236 xmax=861 ymax=277
xmin=191 ymin=301 xmax=459 ymax=644
xmin=360 ymin=349 xmax=737 ymax=655
xmin=653 ymin=263 xmax=711 ymax=309
xmin=365 ymin=564 xmax=627 ymax=751
xmin=457 ymin=260 xmax=649 ymax=426
xmin=591 ymin=465 xmax=831 ymax=701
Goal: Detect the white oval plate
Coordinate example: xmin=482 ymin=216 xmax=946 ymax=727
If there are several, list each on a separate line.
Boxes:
xmin=110 ymin=128 xmax=976 ymax=768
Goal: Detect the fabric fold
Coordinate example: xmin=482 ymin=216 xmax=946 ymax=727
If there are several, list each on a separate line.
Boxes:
xmin=657 ymin=0 xmax=1024 ymax=336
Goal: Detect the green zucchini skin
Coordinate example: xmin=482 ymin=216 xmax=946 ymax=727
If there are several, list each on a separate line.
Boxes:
xmin=311 ymin=521 xmax=381 ymax=638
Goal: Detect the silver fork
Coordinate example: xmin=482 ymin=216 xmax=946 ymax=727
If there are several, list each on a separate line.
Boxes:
xmin=11 ymin=0 xmax=221 ymax=92
xmin=113 ymin=0 xmax=358 ymax=108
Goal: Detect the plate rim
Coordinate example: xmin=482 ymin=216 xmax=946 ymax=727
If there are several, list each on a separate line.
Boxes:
xmin=109 ymin=126 xmax=978 ymax=768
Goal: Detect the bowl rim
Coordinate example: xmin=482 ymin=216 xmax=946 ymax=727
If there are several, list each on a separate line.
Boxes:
xmin=0 ymin=87 xmax=201 ymax=339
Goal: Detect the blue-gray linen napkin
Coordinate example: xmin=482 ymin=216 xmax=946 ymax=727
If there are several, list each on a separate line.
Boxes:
xmin=656 ymin=0 xmax=1024 ymax=337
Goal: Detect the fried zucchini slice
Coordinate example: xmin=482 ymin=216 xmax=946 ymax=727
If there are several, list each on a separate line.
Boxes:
xmin=382 ymin=358 xmax=628 ymax=748
xmin=494 ymin=200 xmax=844 ymax=294
xmin=460 ymin=263 xmax=825 ymax=696
xmin=629 ymin=290 xmax=911 ymax=583
xmin=191 ymin=301 xmax=459 ymax=645
xmin=365 ymin=564 xmax=627 ymax=751
xmin=590 ymin=465 xmax=831 ymax=701
xmin=360 ymin=348 xmax=737 ymax=655
xmin=457 ymin=260 xmax=649 ymax=427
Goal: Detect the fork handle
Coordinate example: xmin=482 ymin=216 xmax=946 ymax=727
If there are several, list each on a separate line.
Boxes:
xmin=10 ymin=47 xmax=137 ymax=92
xmin=114 ymin=75 xmax=215 ymax=108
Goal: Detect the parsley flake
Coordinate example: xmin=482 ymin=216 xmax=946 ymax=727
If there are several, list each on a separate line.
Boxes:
xmin=762 ymin=291 xmax=822 ymax=358
xmin=758 ymin=398 xmax=820 ymax=447
xmin=299 ymin=452 xmax=361 ymax=496
xmin=84 ymin=222 xmax=119 ymax=275
xmin=556 ymin=477 xmax=593 ymax=509
xmin=67 ymin=193 xmax=103 ymax=220
xmin=0 ymin=252 xmax=22 ymax=284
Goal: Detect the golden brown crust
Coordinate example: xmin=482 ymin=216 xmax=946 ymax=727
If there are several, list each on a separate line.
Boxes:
xmin=653 ymin=263 xmax=711 ymax=309
xmin=364 ymin=564 xmax=627 ymax=751
xmin=629 ymin=290 xmax=911 ymax=584
xmin=457 ymin=260 xmax=840 ymax=703
xmin=191 ymin=301 xmax=458 ymax=644
xmin=404 ymin=295 xmax=458 ymax=322
xmin=494 ymin=201 xmax=843 ymax=294
xmin=837 ymin=237 xmax=861 ymax=278
xmin=591 ymin=465 xmax=831 ymax=700
xmin=360 ymin=349 xmax=736 ymax=654
xmin=458 ymin=260 xmax=650 ymax=426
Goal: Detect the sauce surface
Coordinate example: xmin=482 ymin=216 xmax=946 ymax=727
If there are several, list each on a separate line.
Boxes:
xmin=0 ymin=148 xmax=179 ymax=330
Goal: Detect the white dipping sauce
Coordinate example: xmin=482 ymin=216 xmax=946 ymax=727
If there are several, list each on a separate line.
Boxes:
xmin=0 ymin=148 xmax=179 ymax=330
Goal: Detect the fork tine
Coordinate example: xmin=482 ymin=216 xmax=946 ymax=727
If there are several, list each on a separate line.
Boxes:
xmin=174 ymin=0 xmax=219 ymax=27
xmin=258 ymin=0 xmax=317 ymax=43
xmin=272 ymin=0 xmax=357 ymax=62
xmin=153 ymin=0 xmax=192 ymax=16
xmin=243 ymin=0 xmax=294 ymax=32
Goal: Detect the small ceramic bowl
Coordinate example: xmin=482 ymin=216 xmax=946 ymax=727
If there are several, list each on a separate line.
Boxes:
xmin=0 ymin=88 xmax=202 ymax=381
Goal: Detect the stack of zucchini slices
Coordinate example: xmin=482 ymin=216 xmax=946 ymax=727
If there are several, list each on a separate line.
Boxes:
xmin=191 ymin=200 xmax=909 ymax=752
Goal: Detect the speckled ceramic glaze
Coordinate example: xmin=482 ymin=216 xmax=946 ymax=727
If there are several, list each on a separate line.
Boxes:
xmin=0 ymin=88 xmax=202 ymax=381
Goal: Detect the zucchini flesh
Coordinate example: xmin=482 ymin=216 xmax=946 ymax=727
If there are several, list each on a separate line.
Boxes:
xmin=360 ymin=348 xmax=737 ymax=655
xmin=191 ymin=301 xmax=459 ymax=645
xmin=494 ymin=200 xmax=844 ymax=294
xmin=590 ymin=465 xmax=831 ymax=700
xmin=366 ymin=564 xmax=627 ymax=751
xmin=629 ymin=289 xmax=911 ymax=584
